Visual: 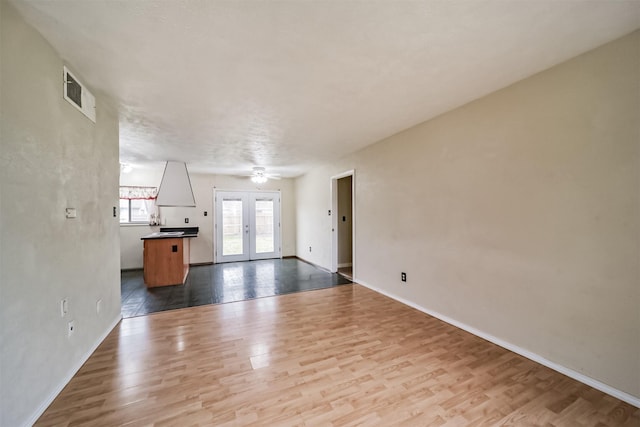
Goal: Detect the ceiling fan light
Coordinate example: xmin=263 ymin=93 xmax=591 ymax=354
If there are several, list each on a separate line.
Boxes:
xmin=251 ymin=175 xmax=267 ymax=184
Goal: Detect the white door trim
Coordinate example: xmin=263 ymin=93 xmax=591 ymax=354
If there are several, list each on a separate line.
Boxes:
xmin=330 ymin=170 xmax=355 ymax=275
xmin=214 ymin=191 xmax=250 ymax=263
xmin=249 ymin=192 xmax=281 ymax=260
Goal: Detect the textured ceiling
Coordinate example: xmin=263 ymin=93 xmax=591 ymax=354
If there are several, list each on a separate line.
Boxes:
xmin=10 ymin=0 xmax=640 ymax=177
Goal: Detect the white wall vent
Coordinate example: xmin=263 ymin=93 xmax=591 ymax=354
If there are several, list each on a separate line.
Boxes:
xmin=63 ymin=66 xmax=96 ymax=123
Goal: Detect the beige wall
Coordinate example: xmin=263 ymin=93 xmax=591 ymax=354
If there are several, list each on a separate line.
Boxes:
xmin=295 ymin=31 xmax=640 ymax=400
xmin=120 ymin=166 xmax=296 ymax=269
xmin=0 ymin=2 xmax=122 ymax=425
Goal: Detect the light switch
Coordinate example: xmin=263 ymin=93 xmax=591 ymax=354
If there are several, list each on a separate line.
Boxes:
xmin=65 ymin=208 xmax=77 ymax=219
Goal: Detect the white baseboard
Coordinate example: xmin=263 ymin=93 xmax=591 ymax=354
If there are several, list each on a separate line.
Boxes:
xmin=337 ymin=263 xmax=353 ymax=268
xmin=26 ymin=314 xmax=122 ymax=427
xmin=354 ymin=278 xmax=640 ymax=408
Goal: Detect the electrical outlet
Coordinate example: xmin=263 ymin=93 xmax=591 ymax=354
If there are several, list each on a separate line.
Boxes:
xmin=401 ymin=272 xmax=407 ymax=282
xmin=184 ymin=218 xmax=189 ymax=224
xmin=68 ymin=320 xmax=75 ymax=337
xmin=204 ymin=211 xmax=208 ymax=216
xmin=309 ymin=246 xmax=312 ymax=252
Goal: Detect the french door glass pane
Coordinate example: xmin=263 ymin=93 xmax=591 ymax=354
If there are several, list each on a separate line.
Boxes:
xmin=255 ymin=200 xmax=274 ymax=253
xmin=222 ymin=200 xmax=243 ymax=256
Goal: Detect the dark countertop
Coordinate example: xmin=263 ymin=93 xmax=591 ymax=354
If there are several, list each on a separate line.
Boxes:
xmin=160 ymin=226 xmax=199 ymax=236
xmin=141 ymin=226 xmax=199 ymax=240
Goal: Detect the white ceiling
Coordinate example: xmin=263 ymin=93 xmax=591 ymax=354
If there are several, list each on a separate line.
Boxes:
xmin=10 ymin=0 xmax=640 ymax=177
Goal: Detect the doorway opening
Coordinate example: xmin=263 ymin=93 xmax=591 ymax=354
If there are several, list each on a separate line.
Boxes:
xmin=214 ymin=190 xmax=281 ymax=263
xmin=331 ymin=170 xmax=355 ymax=279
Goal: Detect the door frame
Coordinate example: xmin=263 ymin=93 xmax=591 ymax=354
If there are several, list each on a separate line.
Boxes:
xmin=249 ymin=193 xmax=281 ymax=261
xmin=213 ymin=189 xmax=282 ymax=264
xmin=214 ymin=191 xmax=249 ymax=263
xmin=330 ymin=170 xmax=355 ymax=275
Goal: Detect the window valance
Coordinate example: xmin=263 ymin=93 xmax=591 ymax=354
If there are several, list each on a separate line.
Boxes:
xmin=119 ymin=186 xmax=158 ymax=200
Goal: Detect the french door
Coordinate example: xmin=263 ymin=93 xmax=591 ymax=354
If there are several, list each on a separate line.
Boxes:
xmin=215 ymin=191 xmax=281 ymax=263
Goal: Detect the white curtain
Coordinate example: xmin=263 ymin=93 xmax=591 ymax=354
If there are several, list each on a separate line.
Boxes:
xmin=144 ymin=199 xmax=159 ymax=224
xmin=119 ymin=186 xmax=157 ymax=200
xmin=119 ymin=186 xmax=159 ymax=224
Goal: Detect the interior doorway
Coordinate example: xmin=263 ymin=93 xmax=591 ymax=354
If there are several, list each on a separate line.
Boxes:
xmin=214 ymin=190 xmax=281 ymax=263
xmin=331 ymin=171 xmax=355 ymax=278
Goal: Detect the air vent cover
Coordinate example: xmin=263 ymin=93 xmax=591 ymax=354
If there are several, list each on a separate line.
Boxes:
xmin=63 ymin=66 xmax=96 ymax=123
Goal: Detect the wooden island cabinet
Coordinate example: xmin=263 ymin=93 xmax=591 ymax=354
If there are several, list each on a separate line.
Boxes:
xmin=141 ymin=227 xmax=198 ymax=287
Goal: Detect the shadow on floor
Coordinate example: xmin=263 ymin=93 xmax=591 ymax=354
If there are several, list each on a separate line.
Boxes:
xmin=120 ymin=258 xmax=352 ymax=318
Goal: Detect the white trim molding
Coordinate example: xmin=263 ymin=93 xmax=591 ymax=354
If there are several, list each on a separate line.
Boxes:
xmin=354 ymin=278 xmax=640 ymax=408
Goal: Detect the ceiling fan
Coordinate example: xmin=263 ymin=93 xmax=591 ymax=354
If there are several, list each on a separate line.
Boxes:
xmin=244 ymin=167 xmax=281 ymax=184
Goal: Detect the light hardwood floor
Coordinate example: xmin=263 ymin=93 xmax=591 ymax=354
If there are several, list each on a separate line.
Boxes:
xmin=36 ymin=284 xmax=639 ymax=426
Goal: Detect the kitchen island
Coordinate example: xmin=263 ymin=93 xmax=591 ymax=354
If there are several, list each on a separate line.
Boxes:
xmin=141 ymin=227 xmax=198 ymax=287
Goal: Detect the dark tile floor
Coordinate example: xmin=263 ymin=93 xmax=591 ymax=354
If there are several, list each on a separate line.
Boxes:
xmin=120 ymin=258 xmax=352 ymax=318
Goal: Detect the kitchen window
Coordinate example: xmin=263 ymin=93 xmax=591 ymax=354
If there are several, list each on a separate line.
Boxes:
xmin=119 ymin=186 xmax=157 ymax=224
xmin=120 ymin=199 xmax=153 ymax=223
